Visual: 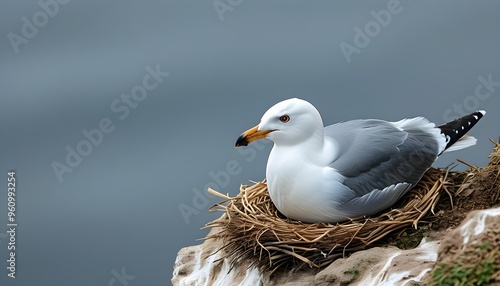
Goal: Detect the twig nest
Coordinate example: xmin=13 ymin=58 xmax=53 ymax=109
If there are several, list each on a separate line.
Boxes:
xmin=206 ymin=168 xmax=452 ymax=271
xmin=205 ymin=140 xmax=500 ymax=272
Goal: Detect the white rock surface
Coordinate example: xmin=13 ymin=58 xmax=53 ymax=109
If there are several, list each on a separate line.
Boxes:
xmin=172 ymin=207 xmax=500 ymax=286
xmin=172 ymin=233 xmax=440 ymax=285
xmin=458 ymin=207 xmax=500 ymax=245
xmin=172 ymin=228 xmax=263 ymax=286
xmin=312 ymin=239 xmax=439 ymax=286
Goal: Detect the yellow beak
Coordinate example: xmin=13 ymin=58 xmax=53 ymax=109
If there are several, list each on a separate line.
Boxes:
xmin=235 ymin=125 xmax=273 ymax=147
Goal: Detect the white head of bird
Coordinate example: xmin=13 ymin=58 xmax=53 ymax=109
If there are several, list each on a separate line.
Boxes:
xmin=235 ymin=98 xmax=324 ymax=147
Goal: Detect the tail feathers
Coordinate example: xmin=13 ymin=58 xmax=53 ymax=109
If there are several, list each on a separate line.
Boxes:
xmin=439 ymin=110 xmax=485 ymax=153
xmin=442 ymin=135 xmax=477 ymax=153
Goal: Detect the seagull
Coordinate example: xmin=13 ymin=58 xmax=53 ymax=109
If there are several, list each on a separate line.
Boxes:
xmin=235 ymin=98 xmax=485 ymax=223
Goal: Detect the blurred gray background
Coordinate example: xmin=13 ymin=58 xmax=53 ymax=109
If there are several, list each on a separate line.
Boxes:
xmin=1 ymin=1 xmax=499 ymax=285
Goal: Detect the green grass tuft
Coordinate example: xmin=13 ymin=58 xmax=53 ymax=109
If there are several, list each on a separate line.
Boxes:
xmin=430 ymin=244 xmax=495 ymax=286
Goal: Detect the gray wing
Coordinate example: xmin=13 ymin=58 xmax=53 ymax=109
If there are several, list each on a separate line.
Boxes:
xmin=325 ymin=119 xmax=440 ymax=197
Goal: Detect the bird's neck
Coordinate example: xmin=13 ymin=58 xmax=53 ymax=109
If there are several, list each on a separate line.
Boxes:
xmin=305 ymin=126 xmax=326 ymax=151
xmin=274 ymin=126 xmax=326 ymax=165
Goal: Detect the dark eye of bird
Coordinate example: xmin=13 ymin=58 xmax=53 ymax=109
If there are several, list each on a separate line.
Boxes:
xmin=279 ymin=115 xmax=290 ymax=123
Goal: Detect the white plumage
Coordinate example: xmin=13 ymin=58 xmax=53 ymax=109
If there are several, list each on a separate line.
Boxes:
xmin=235 ymin=98 xmax=485 ymax=223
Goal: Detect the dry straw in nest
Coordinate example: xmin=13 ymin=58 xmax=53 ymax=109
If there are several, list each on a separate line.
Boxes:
xmin=205 ymin=166 xmax=456 ymax=271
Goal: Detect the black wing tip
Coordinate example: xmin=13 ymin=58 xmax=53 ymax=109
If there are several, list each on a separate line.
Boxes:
xmin=439 ymin=110 xmax=486 ymax=150
xmin=468 ymin=110 xmax=486 ymax=119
